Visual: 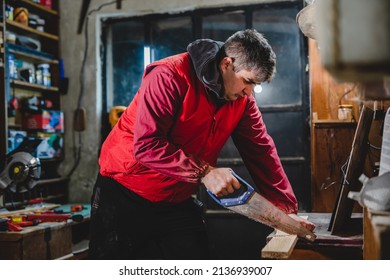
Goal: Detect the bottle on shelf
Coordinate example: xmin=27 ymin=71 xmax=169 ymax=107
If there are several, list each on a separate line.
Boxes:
xmin=5 ymin=5 xmax=14 ymax=21
xmin=37 ymin=63 xmax=51 ymax=87
xmin=7 ymin=53 xmax=18 ymax=79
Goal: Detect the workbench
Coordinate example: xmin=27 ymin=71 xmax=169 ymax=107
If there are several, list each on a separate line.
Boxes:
xmin=263 ymin=213 xmax=363 ymax=260
xmin=0 ymin=204 xmax=90 ymax=260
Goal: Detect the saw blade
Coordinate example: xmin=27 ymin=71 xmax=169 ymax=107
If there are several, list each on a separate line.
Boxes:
xmin=1 ymin=152 xmax=41 ymax=193
xmin=208 ymin=171 xmax=316 ymax=242
xmin=229 ymin=192 xmax=316 ymax=241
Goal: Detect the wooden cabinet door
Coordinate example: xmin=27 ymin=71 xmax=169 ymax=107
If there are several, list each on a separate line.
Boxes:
xmin=311 ymin=122 xmax=356 ymax=212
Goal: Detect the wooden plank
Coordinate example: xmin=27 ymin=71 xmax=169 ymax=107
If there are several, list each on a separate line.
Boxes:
xmin=261 ymin=216 xmax=308 ymax=259
xmin=261 ymin=234 xmax=298 ymax=259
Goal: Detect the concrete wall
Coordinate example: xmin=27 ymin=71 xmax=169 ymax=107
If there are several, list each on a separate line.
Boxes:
xmin=59 ymin=0 xmax=291 ymax=202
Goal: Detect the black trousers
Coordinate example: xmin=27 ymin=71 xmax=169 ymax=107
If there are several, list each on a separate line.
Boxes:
xmin=88 ymin=174 xmax=210 ymax=259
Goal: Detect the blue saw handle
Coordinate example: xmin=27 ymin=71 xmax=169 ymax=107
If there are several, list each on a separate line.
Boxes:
xmin=207 ymin=171 xmax=254 ymax=207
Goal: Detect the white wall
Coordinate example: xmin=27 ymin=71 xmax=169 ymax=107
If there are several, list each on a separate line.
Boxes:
xmin=59 ymin=0 xmax=292 ymax=202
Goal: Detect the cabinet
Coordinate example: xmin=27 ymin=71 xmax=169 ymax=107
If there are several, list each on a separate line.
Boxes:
xmin=0 ymin=0 xmax=67 ymax=205
xmin=311 ymin=121 xmax=356 ymax=212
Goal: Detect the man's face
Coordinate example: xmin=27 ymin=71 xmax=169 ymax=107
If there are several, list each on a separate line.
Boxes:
xmin=220 ymin=57 xmax=261 ymax=101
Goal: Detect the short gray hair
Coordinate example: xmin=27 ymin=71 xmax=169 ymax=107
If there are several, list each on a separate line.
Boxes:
xmin=224 ymin=29 xmax=276 ymax=82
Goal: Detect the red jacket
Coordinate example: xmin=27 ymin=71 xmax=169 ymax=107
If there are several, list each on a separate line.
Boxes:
xmin=99 ymin=52 xmax=298 ymax=213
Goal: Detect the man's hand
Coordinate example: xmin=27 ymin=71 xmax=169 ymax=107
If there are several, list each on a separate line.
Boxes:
xmin=288 ymin=213 xmax=316 ymax=232
xmin=201 ymin=167 xmax=241 ymax=197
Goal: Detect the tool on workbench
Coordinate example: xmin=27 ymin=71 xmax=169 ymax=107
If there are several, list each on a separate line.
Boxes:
xmin=3 ymin=197 xmax=44 ymax=211
xmin=208 ymin=172 xmax=316 ymax=242
xmin=3 ymin=215 xmax=39 ymax=230
xmin=26 ymin=212 xmax=84 ymax=222
xmin=1 ymin=211 xmax=83 ymax=233
xmin=0 ymin=138 xmax=42 ymax=195
xmin=52 ymin=205 xmax=86 ymax=221
xmin=26 ymin=213 xmax=72 ymax=222
xmin=6 ymin=220 xmax=23 ymax=232
xmin=28 ymin=198 xmax=44 ymax=206
xmin=9 ymin=216 xmax=40 ymax=227
xmin=0 ymin=152 xmax=40 ymax=193
xmin=71 ymin=204 xmax=83 ymax=212
xmin=10 ymin=216 xmax=24 ymax=223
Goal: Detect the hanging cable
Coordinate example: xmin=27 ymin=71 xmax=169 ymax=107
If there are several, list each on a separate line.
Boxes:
xmin=338 ymin=85 xmax=356 ymax=105
xmin=66 ymin=1 xmax=118 ymax=178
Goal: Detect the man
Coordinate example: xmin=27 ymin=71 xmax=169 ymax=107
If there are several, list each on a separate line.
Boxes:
xmin=89 ymin=29 xmax=314 ymax=259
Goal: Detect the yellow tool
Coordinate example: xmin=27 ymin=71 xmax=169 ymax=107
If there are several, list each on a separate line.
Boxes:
xmin=109 ymin=106 xmax=126 ymax=128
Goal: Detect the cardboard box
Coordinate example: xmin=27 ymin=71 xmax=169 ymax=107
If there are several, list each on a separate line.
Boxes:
xmin=35 ymin=132 xmax=63 ymax=159
xmin=7 ymin=130 xmax=27 ymax=153
xmin=22 ymin=110 xmax=64 ymax=132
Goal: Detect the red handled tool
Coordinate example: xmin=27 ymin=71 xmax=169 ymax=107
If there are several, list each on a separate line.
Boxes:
xmin=7 ymin=221 xmax=23 ymax=232
xmin=26 ymin=213 xmax=83 ymax=222
xmin=26 ymin=213 xmax=72 ymax=222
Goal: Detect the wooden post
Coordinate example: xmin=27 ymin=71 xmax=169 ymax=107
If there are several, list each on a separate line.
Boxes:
xmin=329 ymin=105 xmax=374 ymax=233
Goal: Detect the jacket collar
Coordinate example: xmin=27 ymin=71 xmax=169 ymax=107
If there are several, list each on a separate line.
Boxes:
xmin=187 ymin=39 xmax=227 ymax=105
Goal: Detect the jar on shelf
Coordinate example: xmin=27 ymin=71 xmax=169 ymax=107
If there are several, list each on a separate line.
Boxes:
xmin=38 ymin=63 xmax=51 ymax=87
xmin=338 ymin=104 xmax=353 ymax=121
xmin=14 ymin=7 xmax=29 ymax=26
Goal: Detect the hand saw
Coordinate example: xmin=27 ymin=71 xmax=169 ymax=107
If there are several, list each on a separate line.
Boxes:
xmin=208 ymin=172 xmax=316 ymax=242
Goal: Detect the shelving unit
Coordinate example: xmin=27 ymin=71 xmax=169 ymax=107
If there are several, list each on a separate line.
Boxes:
xmin=0 ymin=0 xmax=67 ymax=206
xmin=8 ymin=48 xmax=58 ymax=64
xmin=6 ymin=19 xmax=58 ymax=40
xmin=11 ymin=79 xmax=58 ymax=91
